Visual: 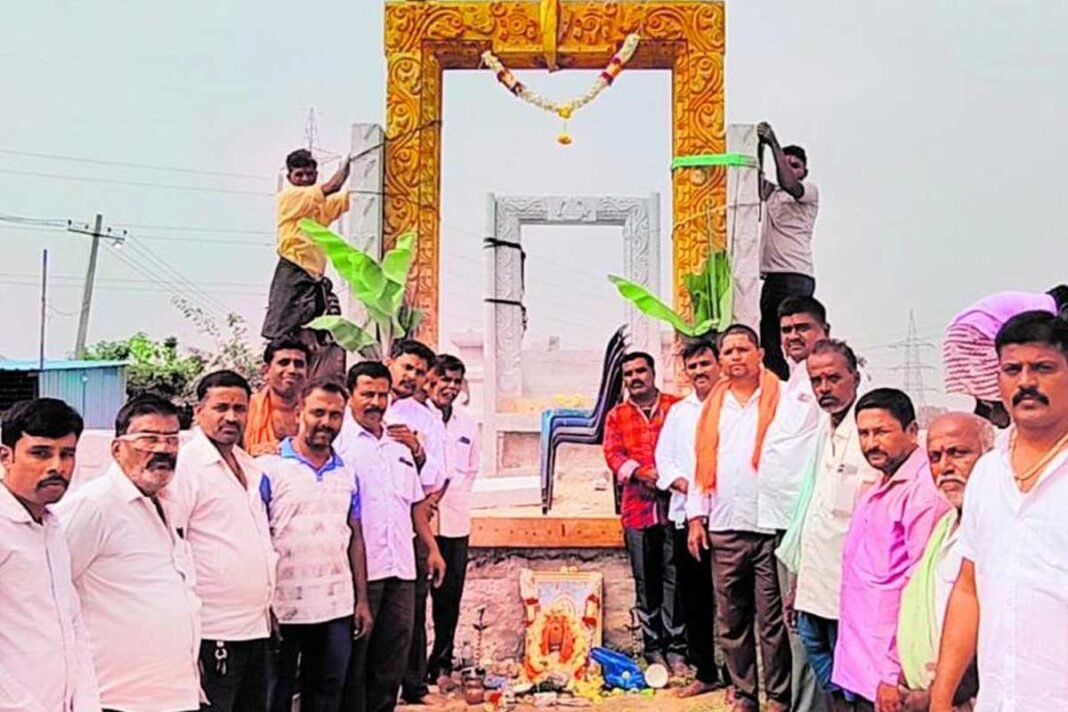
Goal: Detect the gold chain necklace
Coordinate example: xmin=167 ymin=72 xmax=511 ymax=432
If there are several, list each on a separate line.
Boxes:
xmin=1009 ymin=427 xmax=1068 ymax=483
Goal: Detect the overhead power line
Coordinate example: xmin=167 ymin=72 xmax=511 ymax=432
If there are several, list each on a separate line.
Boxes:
xmin=0 ymin=169 xmax=273 ymax=197
xmin=0 ymin=147 xmax=274 ymax=181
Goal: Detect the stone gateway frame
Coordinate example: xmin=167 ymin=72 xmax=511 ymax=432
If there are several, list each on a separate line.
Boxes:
xmin=483 ymin=193 xmax=661 ymax=410
xmin=384 ymin=0 xmax=726 ymax=346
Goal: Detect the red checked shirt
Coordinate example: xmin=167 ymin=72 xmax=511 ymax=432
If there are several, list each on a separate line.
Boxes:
xmin=603 ymin=392 xmax=681 ymax=530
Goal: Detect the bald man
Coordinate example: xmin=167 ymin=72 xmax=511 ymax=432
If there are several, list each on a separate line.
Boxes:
xmin=895 ymin=413 xmax=993 ymax=711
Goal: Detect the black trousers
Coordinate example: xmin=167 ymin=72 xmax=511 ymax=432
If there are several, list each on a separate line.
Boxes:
xmin=708 ymin=530 xmax=792 ymax=708
xmin=344 ymin=578 xmax=417 ymax=712
xmin=623 ymin=524 xmax=686 ymax=659
xmin=427 ymin=535 xmax=470 ymax=678
xmin=198 ymin=638 xmax=269 ymax=712
xmin=401 ymin=538 xmax=430 ymax=700
xmin=760 ymin=272 xmax=816 ymax=380
xmin=672 ymin=526 xmax=722 ymax=684
xmin=271 ymin=616 xmax=353 ymax=712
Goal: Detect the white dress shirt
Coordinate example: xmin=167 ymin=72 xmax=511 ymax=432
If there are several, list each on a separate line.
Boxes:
xmin=655 ymin=392 xmax=703 ymax=527
xmin=431 ymin=404 xmax=481 ymax=538
xmin=338 ymin=422 xmax=425 ymax=581
xmin=958 ymin=441 xmax=1068 ymax=711
xmin=258 ymin=440 xmax=358 ymax=625
xmin=686 ymin=388 xmax=775 ymax=534
xmin=0 ymin=482 xmax=100 ymax=712
xmin=794 ymin=405 xmax=880 ymax=619
xmin=161 ymin=430 xmax=277 ymax=641
xmin=57 ymin=464 xmax=202 ymax=712
xmin=384 ymin=396 xmax=448 ymax=492
xmin=757 ymin=360 xmax=822 ymax=530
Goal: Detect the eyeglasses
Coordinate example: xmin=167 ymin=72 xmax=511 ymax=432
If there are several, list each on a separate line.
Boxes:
xmin=116 ymin=432 xmax=181 ymax=449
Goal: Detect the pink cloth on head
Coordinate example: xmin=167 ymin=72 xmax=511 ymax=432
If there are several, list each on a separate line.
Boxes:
xmin=947 ymin=291 xmax=1055 ymax=341
xmin=943 ymin=291 xmax=1056 ymax=400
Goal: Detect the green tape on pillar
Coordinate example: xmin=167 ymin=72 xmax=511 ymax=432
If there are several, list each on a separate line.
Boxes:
xmin=671 ymin=153 xmax=757 ymax=170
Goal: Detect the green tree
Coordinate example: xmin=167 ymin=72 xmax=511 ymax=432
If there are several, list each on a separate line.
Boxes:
xmin=84 ymin=332 xmax=204 ymax=399
xmin=173 ymin=298 xmax=262 ymax=391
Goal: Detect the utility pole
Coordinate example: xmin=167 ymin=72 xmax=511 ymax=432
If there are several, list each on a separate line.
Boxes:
xmin=39 ymin=249 xmax=48 ymax=370
xmin=68 ymin=214 xmax=126 ymax=358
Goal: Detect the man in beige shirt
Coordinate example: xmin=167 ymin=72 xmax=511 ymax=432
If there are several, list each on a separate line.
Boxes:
xmin=757 ymin=121 xmax=820 ymax=381
xmin=778 ymin=339 xmax=879 ymax=711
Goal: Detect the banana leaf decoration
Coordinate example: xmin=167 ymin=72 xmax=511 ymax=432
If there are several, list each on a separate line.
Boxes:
xmin=300 ymin=219 xmax=422 ymax=359
xmin=608 ymin=251 xmax=732 ymax=337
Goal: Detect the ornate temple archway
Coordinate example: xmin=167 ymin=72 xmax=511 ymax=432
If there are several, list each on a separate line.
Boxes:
xmin=384 ymin=0 xmax=726 ymax=345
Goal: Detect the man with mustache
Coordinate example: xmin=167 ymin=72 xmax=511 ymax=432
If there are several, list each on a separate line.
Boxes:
xmin=654 ymin=336 xmax=726 ymax=696
xmin=344 ymin=339 xmax=448 ymax=705
xmin=258 ymin=379 xmax=372 ymax=712
xmin=688 ymin=325 xmax=791 ymax=712
xmin=0 ymin=398 xmax=100 ymax=711
xmin=896 ymin=413 xmax=991 ymax=711
xmin=160 ymin=371 xmax=278 ymax=711
xmin=603 ymin=352 xmax=684 ymax=674
xmin=245 ymin=338 xmax=310 ymax=456
xmin=777 ymin=340 xmax=880 ymax=711
xmin=942 ymin=287 xmax=1068 ymax=428
xmin=424 ymin=354 xmax=481 ymax=684
xmin=58 ymin=395 xmax=202 ymax=712
xmin=932 ymin=311 xmax=1068 ymax=711
xmin=339 ymin=361 xmax=445 ymax=712
xmin=832 ymin=389 xmax=950 ymax=712
xmin=759 ymin=296 xmax=830 ymax=712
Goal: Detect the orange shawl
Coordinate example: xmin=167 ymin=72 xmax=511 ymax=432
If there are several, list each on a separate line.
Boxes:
xmin=695 ymin=369 xmax=782 ymax=493
xmin=244 ymin=389 xmax=279 ymax=457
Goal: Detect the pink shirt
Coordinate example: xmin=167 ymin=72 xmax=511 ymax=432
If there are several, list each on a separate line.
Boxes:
xmin=832 ymin=447 xmax=950 ymax=701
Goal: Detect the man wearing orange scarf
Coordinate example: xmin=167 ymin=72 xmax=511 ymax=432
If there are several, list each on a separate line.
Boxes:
xmin=245 ymin=339 xmax=309 ymax=456
xmin=686 ymin=324 xmax=791 ymax=712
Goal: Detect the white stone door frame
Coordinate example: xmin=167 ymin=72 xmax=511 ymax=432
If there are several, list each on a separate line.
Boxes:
xmin=482 ymin=193 xmax=661 ymax=472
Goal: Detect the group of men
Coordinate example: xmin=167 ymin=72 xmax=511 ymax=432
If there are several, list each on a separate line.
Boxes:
xmin=603 ymin=296 xmax=1068 ymax=711
xmin=0 ymin=337 xmax=481 ymax=712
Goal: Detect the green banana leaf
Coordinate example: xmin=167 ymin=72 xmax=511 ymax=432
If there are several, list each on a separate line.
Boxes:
xmin=306 ymin=315 xmax=377 ymax=352
xmin=683 ymin=251 xmax=733 ymax=335
xmin=609 ymin=250 xmax=734 ymax=338
xmin=381 ymin=233 xmax=415 ymax=285
xmin=608 ymin=275 xmax=699 ymax=337
xmin=303 ymin=222 xmax=421 ymax=325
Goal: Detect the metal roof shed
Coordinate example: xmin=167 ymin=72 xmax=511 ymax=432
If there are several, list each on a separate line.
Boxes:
xmin=0 ymin=360 xmax=128 ymax=430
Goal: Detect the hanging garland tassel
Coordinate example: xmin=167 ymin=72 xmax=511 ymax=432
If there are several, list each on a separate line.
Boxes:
xmin=482 ymin=33 xmax=641 ymax=145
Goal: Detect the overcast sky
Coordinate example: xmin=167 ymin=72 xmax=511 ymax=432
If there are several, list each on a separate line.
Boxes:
xmin=2 ymin=0 xmax=1066 ymax=406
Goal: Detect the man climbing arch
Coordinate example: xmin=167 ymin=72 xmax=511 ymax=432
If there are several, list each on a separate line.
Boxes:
xmin=262 ymin=148 xmax=354 ymax=382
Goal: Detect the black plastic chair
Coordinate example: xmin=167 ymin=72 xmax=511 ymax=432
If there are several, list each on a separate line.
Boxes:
xmin=538 ymin=326 xmax=628 ymax=513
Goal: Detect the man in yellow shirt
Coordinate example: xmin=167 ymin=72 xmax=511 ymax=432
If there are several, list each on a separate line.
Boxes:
xmin=262 ymin=148 xmax=353 ymax=382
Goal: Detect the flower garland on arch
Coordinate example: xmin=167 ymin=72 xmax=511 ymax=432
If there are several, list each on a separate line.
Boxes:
xmin=481 ymin=33 xmax=641 ymax=145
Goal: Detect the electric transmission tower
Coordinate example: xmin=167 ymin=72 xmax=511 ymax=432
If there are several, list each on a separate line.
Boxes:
xmin=890 ymin=309 xmax=938 ymax=413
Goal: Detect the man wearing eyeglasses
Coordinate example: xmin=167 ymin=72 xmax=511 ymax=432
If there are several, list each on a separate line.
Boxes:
xmin=757 ymin=121 xmax=821 ymax=382
xmin=57 ymin=394 xmax=203 ymax=712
